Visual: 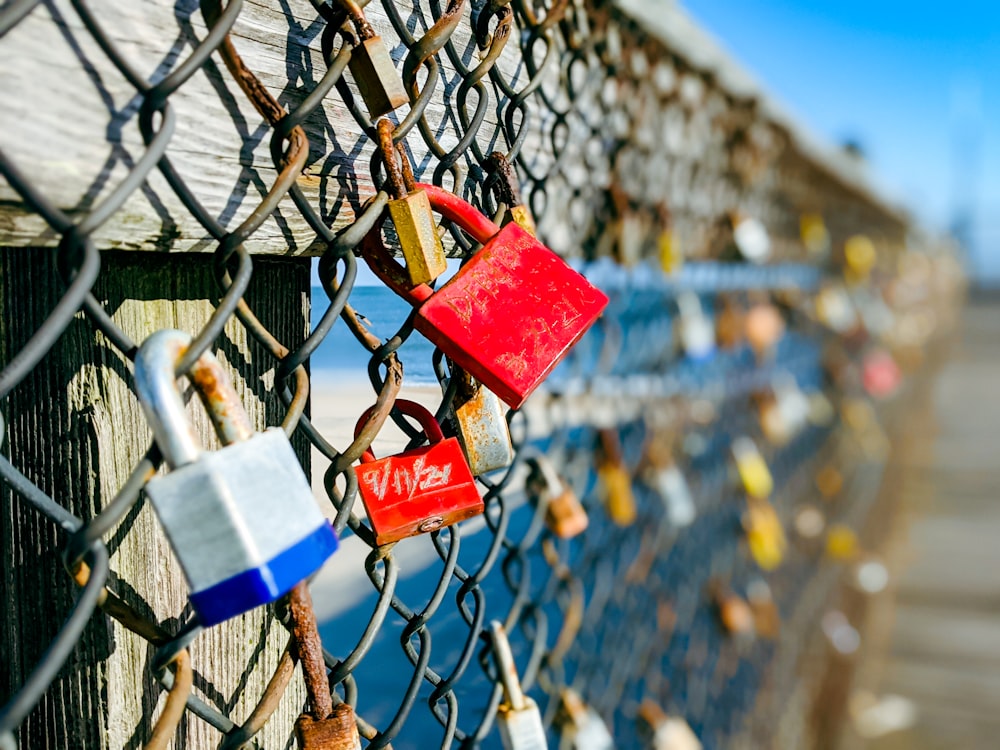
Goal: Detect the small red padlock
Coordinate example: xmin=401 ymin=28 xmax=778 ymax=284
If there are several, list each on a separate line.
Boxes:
xmin=354 ymin=400 xmax=483 ymax=546
xmin=360 ymin=184 xmax=609 ymax=408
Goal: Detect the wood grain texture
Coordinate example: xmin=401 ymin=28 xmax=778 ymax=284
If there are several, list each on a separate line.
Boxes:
xmin=0 ymin=249 xmax=312 ymax=748
xmin=0 ymin=0 xmax=528 ymax=255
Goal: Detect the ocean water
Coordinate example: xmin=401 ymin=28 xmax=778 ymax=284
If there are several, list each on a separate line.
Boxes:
xmin=310 ymin=285 xmax=441 ymax=385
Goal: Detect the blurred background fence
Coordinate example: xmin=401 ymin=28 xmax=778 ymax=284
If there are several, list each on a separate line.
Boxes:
xmin=0 ymin=0 xmax=964 ymax=748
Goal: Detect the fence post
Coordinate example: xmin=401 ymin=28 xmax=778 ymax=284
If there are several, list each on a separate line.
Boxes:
xmin=0 ymin=248 xmax=311 ymax=748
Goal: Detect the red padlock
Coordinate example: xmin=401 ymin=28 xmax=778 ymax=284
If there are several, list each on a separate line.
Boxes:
xmin=360 ymin=184 xmax=609 ymax=409
xmin=354 ymin=400 xmax=484 ymax=546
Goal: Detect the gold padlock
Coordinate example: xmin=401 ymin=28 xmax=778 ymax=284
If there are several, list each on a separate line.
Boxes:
xmin=744 ymin=497 xmax=786 ymax=570
xmin=800 ymin=212 xmax=830 ymax=255
xmin=487 ymin=152 xmax=537 ymax=236
xmin=377 ymin=119 xmax=447 ymax=286
xmin=526 ymin=454 xmax=589 ymax=539
xmin=338 ymin=2 xmax=408 ymax=118
xmin=597 ymin=428 xmax=637 ymax=527
xmin=731 ymin=436 xmax=773 ymax=500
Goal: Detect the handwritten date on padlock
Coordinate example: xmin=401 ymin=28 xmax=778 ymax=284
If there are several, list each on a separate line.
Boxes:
xmin=354 ymin=400 xmax=483 ymax=546
xmin=355 ymin=440 xmax=482 ymax=546
xmin=361 ymin=184 xmax=609 ymax=408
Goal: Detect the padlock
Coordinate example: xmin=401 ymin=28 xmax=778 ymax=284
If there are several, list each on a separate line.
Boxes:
xmin=354 ymin=399 xmax=483 ymax=545
xmin=843 ymin=233 xmax=877 ymax=282
xmin=862 ymin=348 xmax=901 ymax=399
xmin=289 ymin=582 xmax=363 ymax=749
xmin=338 ymin=3 xmax=408 ymax=117
xmin=675 ymin=292 xmax=715 ymax=361
xmin=826 ymin=523 xmax=860 ymax=561
xmin=800 ymin=213 xmax=830 ymax=255
xmin=490 ymin=620 xmax=549 ymax=750
xmin=447 ymin=363 xmax=514 ymax=475
xmin=744 ymin=497 xmax=786 ymax=571
xmin=744 ymin=300 xmax=785 ymax=359
xmin=596 ymin=429 xmax=636 ymax=527
xmin=376 ymin=118 xmax=447 ymax=286
xmin=732 ymin=214 xmax=771 ymax=263
xmin=714 ymin=588 xmax=755 ymax=638
xmin=731 ymin=437 xmax=773 ymax=500
xmin=525 ymin=454 xmax=589 ymax=539
xmin=134 ymin=330 xmax=337 ymax=627
xmin=361 ymin=183 xmax=608 ymax=408
xmin=296 ymin=704 xmax=361 ymax=750
xmin=746 ymin=578 xmax=780 ymax=638
xmin=640 ymin=437 xmax=695 ymax=528
xmin=658 ymin=228 xmax=683 ymax=276
xmin=637 ymin=701 xmax=701 ymax=750
xmin=557 ymin=688 xmax=614 ymax=750
xmin=714 ymin=294 xmax=744 ymax=349
xmin=487 ymin=151 xmax=537 ymax=236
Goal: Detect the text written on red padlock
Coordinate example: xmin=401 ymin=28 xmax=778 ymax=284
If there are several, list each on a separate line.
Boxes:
xmin=354 ymin=400 xmax=484 ymax=546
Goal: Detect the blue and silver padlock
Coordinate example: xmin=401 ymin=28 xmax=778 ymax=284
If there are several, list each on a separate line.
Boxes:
xmin=135 ymin=329 xmax=337 ymax=626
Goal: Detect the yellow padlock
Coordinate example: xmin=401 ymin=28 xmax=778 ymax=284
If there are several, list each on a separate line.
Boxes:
xmin=597 ymin=428 xmax=637 ymax=526
xmin=658 ymin=227 xmax=684 ymax=276
xmin=826 ymin=523 xmax=860 ymax=561
xmin=732 ymin=436 xmax=773 ymax=500
xmin=844 ymin=234 xmax=877 ymax=282
xmin=800 ymin=212 xmax=830 ymax=255
xmin=378 ymin=120 xmax=447 ymax=286
xmin=744 ymin=497 xmax=786 ymax=571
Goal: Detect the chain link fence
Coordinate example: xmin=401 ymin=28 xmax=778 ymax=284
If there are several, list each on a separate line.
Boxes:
xmin=0 ymin=0 xmax=963 ymax=748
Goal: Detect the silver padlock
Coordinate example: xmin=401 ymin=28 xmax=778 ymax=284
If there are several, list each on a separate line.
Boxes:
xmin=490 ymin=621 xmax=549 ymax=750
xmin=558 ymin=688 xmax=615 ymax=750
xmin=135 ymin=329 xmax=338 ymax=626
xmin=447 ymin=366 xmax=514 ymax=476
xmin=637 ymin=701 xmax=701 ymax=750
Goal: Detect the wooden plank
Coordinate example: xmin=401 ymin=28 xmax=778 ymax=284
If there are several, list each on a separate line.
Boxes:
xmin=0 ymin=249 xmax=312 ymax=747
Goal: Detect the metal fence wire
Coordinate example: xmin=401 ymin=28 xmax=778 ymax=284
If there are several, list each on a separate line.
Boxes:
xmin=0 ymin=0 xmax=960 ymax=748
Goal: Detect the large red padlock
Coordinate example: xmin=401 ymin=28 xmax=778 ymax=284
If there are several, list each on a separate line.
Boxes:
xmin=360 ymin=184 xmax=609 ymax=408
xmin=354 ymin=400 xmax=484 ymax=546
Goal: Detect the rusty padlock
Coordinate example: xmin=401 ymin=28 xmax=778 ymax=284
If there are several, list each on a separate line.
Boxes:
xmin=525 ymin=452 xmax=589 ymax=539
xmin=596 ymin=428 xmax=637 ymax=527
xmin=335 ymin=0 xmax=408 ymax=117
xmin=446 ymin=362 xmax=514 ymax=475
xmin=361 ymin=184 xmax=609 ymax=408
xmin=354 ymin=399 xmax=483 ymax=546
xmin=377 ymin=119 xmax=447 ymax=286
xmin=289 ymin=583 xmax=362 ymax=749
xmin=487 ymin=151 xmax=537 ymax=236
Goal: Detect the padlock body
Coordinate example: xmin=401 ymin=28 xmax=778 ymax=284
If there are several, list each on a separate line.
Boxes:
xmin=354 ymin=437 xmax=483 ymax=545
xmin=498 ymin=699 xmax=549 ymax=750
xmin=545 ymin=489 xmax=588 ymax=539
xmin=348 ymin=36 xmax=409 ymax=117
xmin=295 ymin=704 xmax=362 ymax=750
xmin=390 ymin=190 xmax=448 ymax=286
xmin=453 ymin=384 xmax=514 ymax=475
xmin=414 ymin=222 xmax=608 ymax=409
xmin=565 ymin=710 xmax=615 ymax=749
xmin=599 ymin=463 xmax=636 ymax=527
xmin=145 ymin=429 xmax=338 ymax=626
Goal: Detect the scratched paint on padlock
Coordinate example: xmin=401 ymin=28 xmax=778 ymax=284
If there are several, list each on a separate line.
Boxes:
xmin=359 ymin=454 xmax=454 ymax=501
xmin=354 ymin=437 xmax=484 ymax=546
xmin=415 ymin=222 xmax=608 ymax=408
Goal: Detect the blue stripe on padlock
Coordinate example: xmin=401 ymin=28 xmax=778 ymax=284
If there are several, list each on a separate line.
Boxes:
xmin=190 ymin=522 xmax=338 ymax=626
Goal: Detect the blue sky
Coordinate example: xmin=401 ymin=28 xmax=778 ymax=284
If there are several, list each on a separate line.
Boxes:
xmin=683 ymin=1 xmax=1000 ymax=282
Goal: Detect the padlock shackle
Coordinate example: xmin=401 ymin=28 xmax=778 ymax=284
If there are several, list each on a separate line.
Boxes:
xmin=358 ymin=183 xmax=501 ymax=305
xmin=489 ymin=620 xmax=528 ymax=712
xmin=134 ymin=329 xmax=254 ymax=469
xmin=355 ymin=399 xmax=445 ymax=463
